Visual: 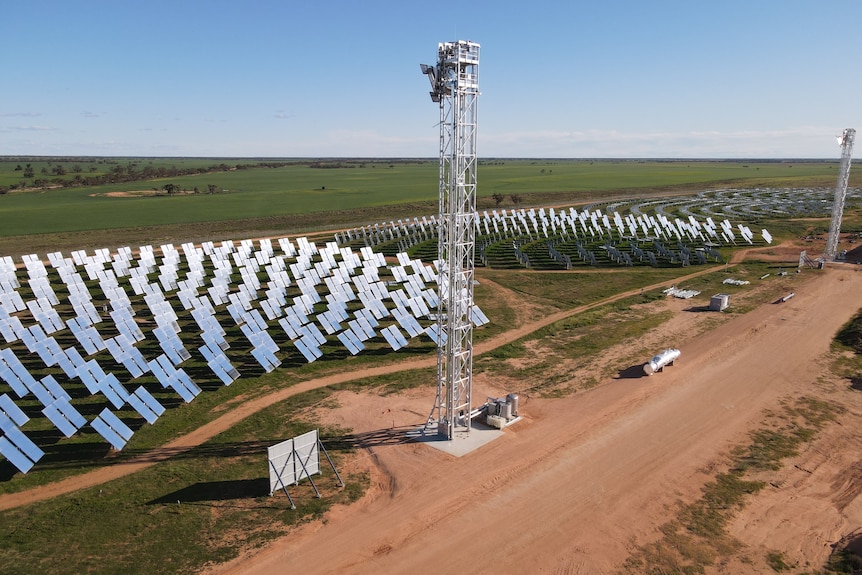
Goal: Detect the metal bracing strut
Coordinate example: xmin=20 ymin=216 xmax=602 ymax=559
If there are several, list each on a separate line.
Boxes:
xmin=421 ymin=40 xmax=480 ymax=440
xmin=824 ymin=128 xmax=856 ymax=261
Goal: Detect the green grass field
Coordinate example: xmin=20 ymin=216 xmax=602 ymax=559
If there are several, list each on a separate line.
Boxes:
xmin=0 ymin=158 xmax=850 ymax=242
xmin=0 ymin=155 xmax=858 ymax=574
xmin=0 ymin=255 xmax=844 ymax=574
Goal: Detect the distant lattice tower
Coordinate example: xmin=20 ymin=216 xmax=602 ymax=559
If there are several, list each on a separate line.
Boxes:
xmin=421 ymin=40 xmax=480 ymax=439
xmin=824 ymin=128 xmax=856 ymax=261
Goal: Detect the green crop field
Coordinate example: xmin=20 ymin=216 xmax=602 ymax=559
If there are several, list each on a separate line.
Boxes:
xmin=0 ymin=156 xmax=858 ymax=262
xmin=0 ymin=156 xmax=859 ymax=574
xmin=0 ymin=159 xmax=852 ymax=236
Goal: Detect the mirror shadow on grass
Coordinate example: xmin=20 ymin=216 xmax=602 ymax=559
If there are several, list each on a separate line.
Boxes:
xmin=148 ymin=478 xmax=271 ymax=504
xmin=144 ymin=426 xmax=419 ymax=507
xmin=1 ymin=422 xmax=423 ymax=478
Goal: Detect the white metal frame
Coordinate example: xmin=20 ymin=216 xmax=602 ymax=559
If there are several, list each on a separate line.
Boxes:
xmin=422 ymin=40 xmax=480 ymax=439
xmin=268 ymin=429 xmax=343 ymax=509
xmin=824 ymin=128 xmax=856 ymax=261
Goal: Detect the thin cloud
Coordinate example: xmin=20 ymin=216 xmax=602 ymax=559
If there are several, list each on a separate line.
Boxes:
xmin=483 ymin=127 xmax=845 ymax=158
xmin=297 ymin=129 xmax=429 ymax=156
xmin=274 ymin=111 xmax=294 ymax=120
xmin=10 ymin=125 xmax=55 ymax=132
xmin=81 ymin=111 xmax=101 ymax=118
xmin=0 ymin=112 xmax=41 ymax=118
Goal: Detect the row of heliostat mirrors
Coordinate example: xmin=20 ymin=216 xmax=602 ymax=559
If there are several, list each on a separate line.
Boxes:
xmin=0 ymin=238 xmax=489 ymax=474
xmin=335 ymin=207 xmax=772 ymax=252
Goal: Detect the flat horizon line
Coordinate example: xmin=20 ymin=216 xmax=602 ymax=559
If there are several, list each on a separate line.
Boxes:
xmin=0 ymin=155 xmax=843 ymax=162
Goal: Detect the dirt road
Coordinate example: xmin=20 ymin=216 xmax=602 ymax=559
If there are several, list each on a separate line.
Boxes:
xmin=212 ymin=265 xmax=862 ymax=574
xmin=0 ymin=263 xmax=724 ymax=512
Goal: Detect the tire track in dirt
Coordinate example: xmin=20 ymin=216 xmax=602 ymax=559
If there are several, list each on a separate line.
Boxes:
xmin=0 ymin=257 xmax=750 ymax=511
xmin=218 ymin=264 xmax=862 ymax=575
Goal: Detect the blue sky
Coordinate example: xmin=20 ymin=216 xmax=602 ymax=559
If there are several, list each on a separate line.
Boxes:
xmin=1 ymin=1 xmax=859 ymax=158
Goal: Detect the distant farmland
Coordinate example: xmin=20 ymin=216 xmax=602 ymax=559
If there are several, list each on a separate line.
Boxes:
xmin=0 ymin=157 xmax=852 ymax=253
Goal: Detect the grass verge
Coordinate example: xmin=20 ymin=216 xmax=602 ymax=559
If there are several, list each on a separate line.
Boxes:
xmin=0 ymin=386 xmax=366 ymax=575
xmin=622 ymin=396 xmax=843 ymax=574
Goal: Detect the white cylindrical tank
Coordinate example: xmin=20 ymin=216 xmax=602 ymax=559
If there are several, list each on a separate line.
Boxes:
xmin=507 ymin=393 xmax=519 ymax=417
xmin=643 ymin=348 xmax=681 ymax=375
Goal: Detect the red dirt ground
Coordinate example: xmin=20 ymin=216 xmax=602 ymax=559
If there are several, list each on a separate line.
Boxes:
xmin=205 ymin=263 xmax=862 ymax=574
xmin=5 ymin=243 xmax=862 ymax=574
xmin=0 ymin=259 xmax=726 ymax=512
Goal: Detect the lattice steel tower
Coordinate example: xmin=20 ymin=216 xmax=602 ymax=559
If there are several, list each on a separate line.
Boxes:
xmin=825 ymin=128 xmax=856 ymax=261
xmin=421 ymin=40 xmax=480 ymax=440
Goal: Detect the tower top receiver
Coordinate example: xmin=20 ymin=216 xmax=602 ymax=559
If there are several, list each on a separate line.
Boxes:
xmin=420 ymin=40 xmax=480 ymax=103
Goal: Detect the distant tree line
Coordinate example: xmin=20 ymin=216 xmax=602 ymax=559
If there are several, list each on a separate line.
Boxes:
xmin=158 ymin=183 xmax=220 ymax=196
xmin=0 ymin=160 xmax=297 ymax=194
xmin=307 ymin=159 xmax=423 ymax=169
xmin=0 ymin=158 xmax=436 ymax=195
xmin=309 ymin=162 xmax=357 ymax=169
